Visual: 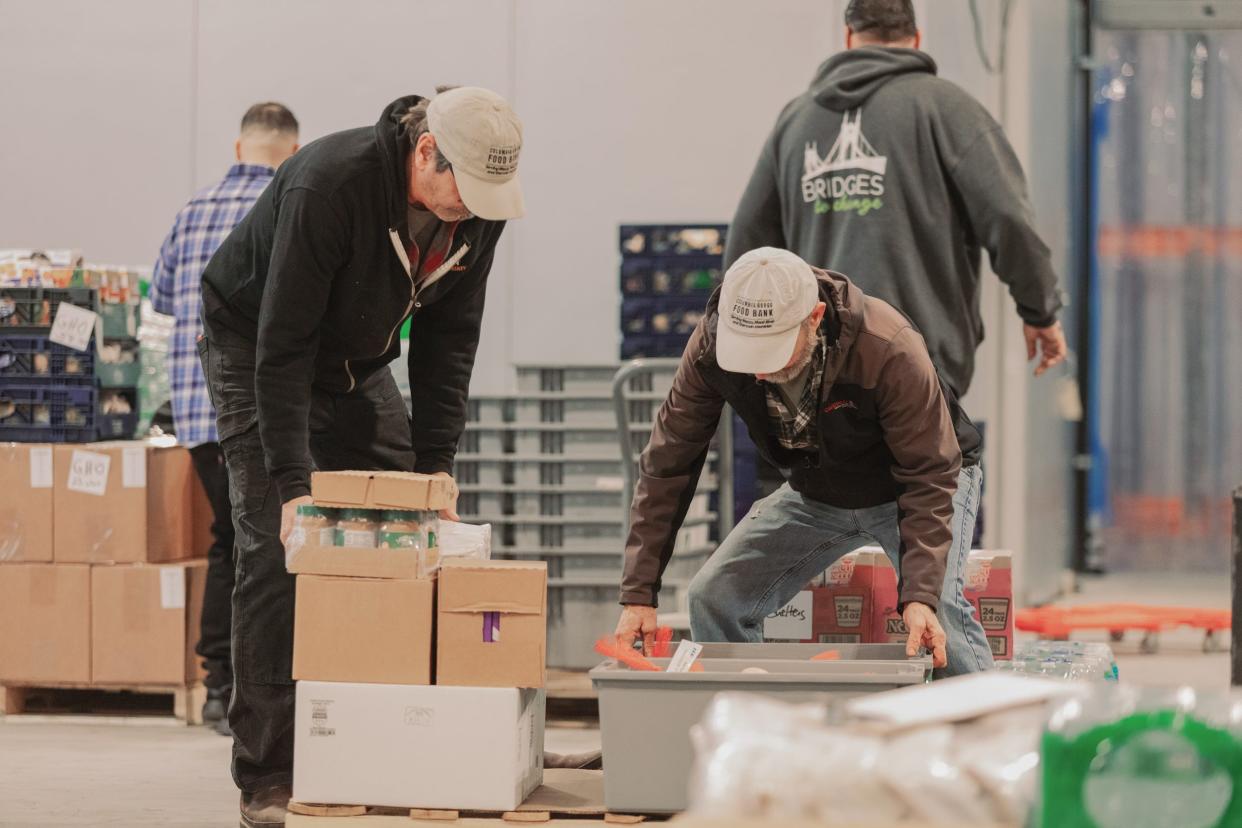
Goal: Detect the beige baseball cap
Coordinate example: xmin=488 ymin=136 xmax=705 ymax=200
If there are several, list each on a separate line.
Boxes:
xmin=427 ymin=87 xmax=524 ymax=221
xmin=716 ymin=248 xmax=819 ymax=375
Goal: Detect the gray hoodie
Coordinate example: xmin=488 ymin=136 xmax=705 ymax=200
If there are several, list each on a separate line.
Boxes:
xmin=726 ymin=47 xmax=1061 ymax=395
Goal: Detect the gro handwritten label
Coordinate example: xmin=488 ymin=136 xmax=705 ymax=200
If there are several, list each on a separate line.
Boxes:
xmin=67 ymin=450 xmax=110 ymax=497
xmin=764 ymin=590 xmax=813 ymax=640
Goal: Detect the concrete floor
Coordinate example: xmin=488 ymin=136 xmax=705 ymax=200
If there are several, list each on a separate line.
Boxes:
xmin=0 ymin=571 xmax=1231 ymax=827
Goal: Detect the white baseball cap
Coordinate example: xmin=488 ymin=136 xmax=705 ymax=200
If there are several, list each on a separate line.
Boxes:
xmin=427 ymin=87 xmax=525 ymax=221
xmin=716 ymin=248 xmax=819 ymax=375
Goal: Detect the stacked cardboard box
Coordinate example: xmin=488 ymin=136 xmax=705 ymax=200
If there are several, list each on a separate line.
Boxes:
xmin=763 ymin=547 xmax=1015 ymax=660
xmin=0 ymin=440 xmax=209 ymax=689
xmin=291 ymin=470 xmax=547 ymax=812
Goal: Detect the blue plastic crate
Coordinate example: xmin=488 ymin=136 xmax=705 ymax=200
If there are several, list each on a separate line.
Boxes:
xmin=620 ymin=258 xmax=724 ymax=296
xmin=97 ymin=386 xmax=139 ymax=440
xmin=0 ymin=287 xmax=98 ymax=332
xmin=621 ymin=296 xmax=706 ymax=338
xmin=619 ymin=224 xmax=727 ymax=258
xmin=0 ymin=381 xmax=96 ymax=442
xmin=0 ymin=333 xmax=95 ymax=383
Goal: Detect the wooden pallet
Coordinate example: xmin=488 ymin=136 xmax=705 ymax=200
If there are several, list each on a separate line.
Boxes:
xmin=0 ymin=682 xmax=207 ymax=725
xmin=287 ymin=770 xmax=657 ymax=826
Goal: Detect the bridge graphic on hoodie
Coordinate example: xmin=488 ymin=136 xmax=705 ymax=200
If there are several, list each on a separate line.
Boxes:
xmin=803 ymin=110 xmax=888 ymax=179
xmin=800 ymin=109 xmax=887 ymax=215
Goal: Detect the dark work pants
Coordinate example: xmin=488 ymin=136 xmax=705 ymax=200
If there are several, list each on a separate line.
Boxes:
xmin=198 ymin=331 xmax=414 ymax=793
xmin=189 ymin=441 xmax=236 ymax=691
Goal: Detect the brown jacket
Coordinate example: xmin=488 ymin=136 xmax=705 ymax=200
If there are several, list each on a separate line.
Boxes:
xmin=621 ymin=269 xmax=981 ymax=610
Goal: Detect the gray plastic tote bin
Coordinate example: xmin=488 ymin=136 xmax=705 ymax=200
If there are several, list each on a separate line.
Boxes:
xmin=589 ymin=642 xmax=931 ymax=814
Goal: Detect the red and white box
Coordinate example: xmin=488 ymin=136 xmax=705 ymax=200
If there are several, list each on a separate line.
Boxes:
xmin=764 ymin=547 xmax=1013 ymax=659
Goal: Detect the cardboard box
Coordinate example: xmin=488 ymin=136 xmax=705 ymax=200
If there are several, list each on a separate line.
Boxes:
xmin=0 ymin=443 xmax=54 ymax=563
xmin=764 ymin=548 xmax=901 ymax=644
xmin=964 ymin=551 xmax=1014 ymax=660
xmin=53 ymin=442 xmax=194 ymax=564
xmin=90 ymin=561 xmax=207 ymax=685
xmin=765 ymin=548 xmax=1015 ymax=659
xmin=0 ymin=564 xmax=91 ymax=683
xmin=190 ymin=468 xmax=214 ymax=557
xmin=437 ymin=559 xmax=547 ymax=688
xmin=293 ymin=575 xmax=433 ymax=685
xmin=311 ymin=470 xmax=454 ymax=511
xmin=293 ymin=681 xmax=544 ymax=811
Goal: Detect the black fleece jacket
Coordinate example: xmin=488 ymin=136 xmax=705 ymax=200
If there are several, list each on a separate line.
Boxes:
xmin=201 ymin=95 xmax=505 ymax=502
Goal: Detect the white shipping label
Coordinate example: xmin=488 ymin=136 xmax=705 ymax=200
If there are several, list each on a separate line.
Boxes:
xmin=159 ymin=566 xmax=186 ymax=609
xmin=122 ymin=446 xmax=147 ymax=488
xmin=29 ymin=447 xmax=53 ymax=488
xmin=67 ymin=450 xmax=110 ymax=496
xmin=764 ymin=590 xmax=814 ymax=640
xmin=48 ymin=302 xmax=98 ymax=352
xmin=666 ymin=640 xmax=704 ymax=673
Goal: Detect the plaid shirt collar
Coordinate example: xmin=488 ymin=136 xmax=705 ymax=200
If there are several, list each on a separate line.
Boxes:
xmin=764 ymin=330 xmax=827 ymax=451
xmin=224 ymin=162 xmax=276 ymax=180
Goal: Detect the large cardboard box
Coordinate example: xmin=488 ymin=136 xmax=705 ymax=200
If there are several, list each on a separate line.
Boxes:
xmin=0 ymin=564 xmax=91 ymax=683
xmin=190 ymin=468 xmax=214 ymax=557
xmin=293 ymin=681 xmax=544 ymax=811
xmin=964 ymin=551 xmax=1014 ymax=660
xmin=764 ymin=548 xmax=901 ymax=644
xmin=437 ymin=559 xmax=546 ymax=688
xmin=53 ymin=442 xmax=194 ymax=564
xmin=293 ymin=575 xmax=433 ymax=685
xmin=311 ymin=470 xmax=454 ymax=511
xmin=90 ymin=560 xmax=207 ymax=685
xmin=0 ymin=443 xmax=54 ymax=563
xmin=764 ymin=548 xmax=1015 ymax=658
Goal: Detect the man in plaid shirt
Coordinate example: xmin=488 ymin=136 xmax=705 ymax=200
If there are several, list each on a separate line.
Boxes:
xmin=150 ymin=102 xmax=299 ymax=731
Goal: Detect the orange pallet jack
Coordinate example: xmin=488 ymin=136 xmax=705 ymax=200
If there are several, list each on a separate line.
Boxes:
xmin=1016 ymin=603 xmax=1231 ymax=654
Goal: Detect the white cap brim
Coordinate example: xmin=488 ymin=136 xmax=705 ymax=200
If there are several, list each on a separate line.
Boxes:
xmin=716 ymin=321 xmax=801 ymax=375
xmin=455 ymin=168 xmax=525 ymax=221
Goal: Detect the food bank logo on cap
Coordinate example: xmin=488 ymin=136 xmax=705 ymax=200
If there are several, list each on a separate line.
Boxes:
xmin=729 ymin=297 xmax=776 ymax=330
xmin=716 ymin=247 xmax=819 ymax=375
xmin=428 ymin=86 xmax=524 ymax=220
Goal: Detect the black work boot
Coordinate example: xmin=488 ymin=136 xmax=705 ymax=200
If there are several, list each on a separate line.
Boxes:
xmin=239 ymin=784 xmax=291 ymax=828
xmin=203 ymin=685 xmax=230 ymax=724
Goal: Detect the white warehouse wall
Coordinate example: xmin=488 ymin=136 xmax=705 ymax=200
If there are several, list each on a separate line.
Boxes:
xmin=0 ymin=0 xmax=1078 ymax=591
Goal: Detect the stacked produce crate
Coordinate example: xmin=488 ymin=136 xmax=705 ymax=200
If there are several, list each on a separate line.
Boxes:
xmin=454 ymin=364 xmax=726 ymax=669
xmin=0 ymin=253 xmax=143 ymax=442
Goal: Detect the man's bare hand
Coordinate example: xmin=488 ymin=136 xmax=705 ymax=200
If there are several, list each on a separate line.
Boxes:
xmin=280 ymin=495 xmax=314 ymax=547
xmin=615 ymin=605 xmax=659 ymax=656
xmin=1024 ymin=321 xmax=1067 ymax=377
xmin=903 ymin=602 xmax=947 ymax=668
xmin=432 ymin=471 xmax=460 ymax=522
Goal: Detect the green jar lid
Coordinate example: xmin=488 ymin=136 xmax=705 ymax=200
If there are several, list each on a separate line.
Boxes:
xmin=336 ymin=508 xmax=376 ymax=521
xmin=296 ymin=504 xmax=332 ymax=518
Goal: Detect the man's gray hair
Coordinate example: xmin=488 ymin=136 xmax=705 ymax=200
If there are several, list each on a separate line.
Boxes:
xmin=400 ymin=85 xmax=458 ymax=172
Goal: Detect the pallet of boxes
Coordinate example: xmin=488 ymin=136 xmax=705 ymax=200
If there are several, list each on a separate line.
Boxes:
xmin=0 ymin=439 xmax=211 ymax=721
xmin=286 ymin=470 xmax=560 ymax=825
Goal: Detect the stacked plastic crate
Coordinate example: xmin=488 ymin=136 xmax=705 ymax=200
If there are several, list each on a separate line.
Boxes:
xmin=0 ymin=259 xmax=143 ymax=442
xmin=618 ymin=224 xmax=759 ymax=526
xmin=453 ymin=365 xmax=721 ymax=669
xmin=0 ymin=285 xmax=100 ymax=442
xmin=91 ymin=268 xmax=143 ymax=440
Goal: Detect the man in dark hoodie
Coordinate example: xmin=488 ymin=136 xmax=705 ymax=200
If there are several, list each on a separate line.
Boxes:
xmin=726 ymin=0 xmax=1067 ymax=399
xmin=199 ymin=87 xmax=523 ymax=828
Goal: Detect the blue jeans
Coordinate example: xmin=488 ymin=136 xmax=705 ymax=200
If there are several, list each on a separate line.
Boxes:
xmin=688 ymin=465 xmax=992 ymax=677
